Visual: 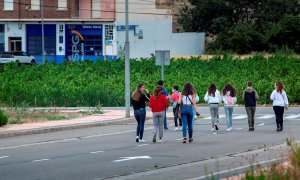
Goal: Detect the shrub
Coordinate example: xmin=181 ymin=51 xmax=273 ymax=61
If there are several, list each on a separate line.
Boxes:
xmin=0 ymin=109 xmax=8 ymax=126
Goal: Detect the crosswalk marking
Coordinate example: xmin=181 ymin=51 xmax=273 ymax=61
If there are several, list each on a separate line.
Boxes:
xmin=285 ymin=114 xmax=300 ymax=119
xmin=233 ymin=115 xmax=247 ymax=120
xmin=257 ymin=115 xmax=275 ymax=119
xmin=204 ymin=115 xmax=225 ymax=120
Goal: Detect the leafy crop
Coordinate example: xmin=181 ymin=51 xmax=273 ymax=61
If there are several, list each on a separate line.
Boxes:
xmin=0 ymin=55 xmax=299 ymax=107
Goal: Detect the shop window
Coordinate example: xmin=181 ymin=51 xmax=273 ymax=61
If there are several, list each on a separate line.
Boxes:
xmin=0 ymin=25 xmax=4 ymax=53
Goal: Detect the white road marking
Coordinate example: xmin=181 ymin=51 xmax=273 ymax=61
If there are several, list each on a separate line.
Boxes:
xmin=233 ymin=115 xmax=247 ymax=120
xmin=176 ymin=138 xmax=183 ymax=141
xmin=235 ymin=128 xmax=243 ymax=130
xmin=258 ymin=123 xmax=265 ymax=126
xmin=112 ymin=156 xmax=151 ymax=163
xmin=0 ymin=156 xmax=10 ymax=159
xmin=257 ymin=115 xmax=275 ymax=119
xmin=204 ymin=115 xmax=225 ymax=120
xmin=137 ymin=144 xmax=149 ymax=147
xmin=285 ymin=114 xmax=300 ymax=119
xmin=90 ymin=151 xmax=104 ymax=154
xmin=32 ymin=159 xmax=50 ymax=163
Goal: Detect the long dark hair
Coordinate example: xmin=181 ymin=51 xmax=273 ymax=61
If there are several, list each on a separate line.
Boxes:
xmin=208 ymin=83 xmax=217 ymax=97
xmin=131 ymin=83 xmax=144 ymax=101
xmin=153 ymin=85 xmax=163 ymax=98
xmin=222 ymin=84 xmax=237 ymax=97
xmin=276 ymin=81 xmax=284 ymax=94
xmin=181 ymin=82 xmax=195 ymax=96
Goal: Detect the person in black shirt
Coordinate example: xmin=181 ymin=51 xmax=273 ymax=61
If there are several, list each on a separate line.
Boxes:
xmin=131 ymin=83 xmax=150 ymax=143
xmin=242 ymin=81 xmax=259 ymax=131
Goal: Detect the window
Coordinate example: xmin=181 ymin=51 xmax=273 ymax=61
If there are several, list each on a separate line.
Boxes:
xmin=92 ymin=0 xmax=101 ymax=18
xmin=0 ymin=25 xmax=4 ymax=53
xmin=105 ymin=25 xmax=113 ymax=40
xmin=57 ymin=0 xmax=67 ymax=10
xmin=31 ymin=0 xmax=40 ymax=10
xmin=4 ymin=0 xmax=14 ymax=10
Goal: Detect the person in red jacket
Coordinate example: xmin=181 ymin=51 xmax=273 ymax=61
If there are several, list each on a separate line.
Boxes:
xmin=149 ymin=85 xmax=169 ymax=143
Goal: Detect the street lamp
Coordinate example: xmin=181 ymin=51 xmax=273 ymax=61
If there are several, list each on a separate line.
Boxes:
xmin=41 ymin=0 xmax=45 ymax=64
xmin=125 ymin=0 xmax=130 ymax=117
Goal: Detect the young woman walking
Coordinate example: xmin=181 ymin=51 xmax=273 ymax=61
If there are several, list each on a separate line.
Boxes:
xmin=169 ymin=85 xmax=182 ymax=131
xmin=178 ymin=83 xmax=200 ymax=143
xmin=158 ymin=80 xmax=169 ymax=130
xmin=204 ymin=83 xmax=222 ymax=132
xmin=242 ymin=81 xmax=259 ymax=131
xmin=149 ymin=85 xmax=169 ymax=143
xmin=222 ymin=84 xmax=237 ymax=132
xmin=131 ymin=83 xmax=150 ymax=143
xmin=270 ymin=81 xmax=289 ymax=132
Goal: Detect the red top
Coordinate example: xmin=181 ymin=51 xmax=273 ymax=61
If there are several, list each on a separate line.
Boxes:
xmin=149 ymin=94 xmax=168 ymax=112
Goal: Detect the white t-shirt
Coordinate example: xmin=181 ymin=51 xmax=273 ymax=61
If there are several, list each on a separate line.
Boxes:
xmin=182 ymin=95 xmax=193 ymax=105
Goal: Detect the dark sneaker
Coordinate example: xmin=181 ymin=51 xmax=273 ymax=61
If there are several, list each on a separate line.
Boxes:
xmin=136 ymin=136 xmax=139 ymax=142
xmin=277 ymin=127 xmax=281 ymax=132
xmin=215 ymin=124 xmax=219 ymax=131
xmin=152 ymin=135 xmax=156 ymax=143
xmin=182 ymin=138 xmax=187 ymax=143
xmin=189 ymin=138 xmax=193 ymax=143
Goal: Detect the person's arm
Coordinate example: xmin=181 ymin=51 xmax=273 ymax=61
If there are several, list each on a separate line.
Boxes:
xmin=284 ymin=92 xmax=289 ymax=106
xmin=217 ymin=91 xmax=222 ymax=104
xmin=195 ymin=94 xmax=200 ymax=103
xmin=270 ymin=90 xmax=276 ymax=101
xmin=254 ymin=90 xmax=259 ymax=101
xmin=177 ymin=95 xmax=182 ymax=104
xmin=232 ymin=96 xmax=237 ymax=105
xmin=192 ymin=95 xmax=200 ymax=116
xmin=204 ymin=92 xmax=209 ymax=102
xmin=242 ymin=91 xmax=245 ymax=102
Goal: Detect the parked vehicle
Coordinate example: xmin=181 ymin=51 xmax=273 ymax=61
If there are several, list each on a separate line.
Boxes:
xmin=0 ymin=51 xmax=36 ymax=65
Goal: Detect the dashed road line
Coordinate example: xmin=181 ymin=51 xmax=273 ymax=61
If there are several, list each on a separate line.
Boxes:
xmin=257 ymin=115 xmax=274 ymax=119
xmin=32 ymin=159 xmax=50 ymax=163
xmin=0 ymin=156 xmax=10 ymax=159
xmin=235 ymin=128 xmax=243 ymax=130
xmin=285 ymin=114 xmax=300 ymax=120
xmin=90 ymin=151 xmax=104 ymax=154
xmin=233 ymin=115 xmax=247 ymax=120
xmin=258 ymin=123 xmax=265 ymax=126
xmin=137 ymin=144 xmax=149 ymax=147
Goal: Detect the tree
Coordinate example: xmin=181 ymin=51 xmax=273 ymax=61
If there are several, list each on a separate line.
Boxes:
xmin=178 ymin=0 xmax=300 ymax=54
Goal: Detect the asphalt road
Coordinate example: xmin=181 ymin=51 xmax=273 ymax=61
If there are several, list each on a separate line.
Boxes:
xmin=0 ymin=107 xmax=299 ymax=180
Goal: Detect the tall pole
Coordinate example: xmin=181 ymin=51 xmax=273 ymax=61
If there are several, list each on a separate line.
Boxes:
xmin=41 ymin=0 xmax=45 ymax=64
xmin=125 ymin=0 xmax=130 ymax=118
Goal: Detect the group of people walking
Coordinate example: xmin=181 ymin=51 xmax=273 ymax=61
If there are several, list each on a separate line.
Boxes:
xmin=131 ymin=80 xmax=289 ymax=143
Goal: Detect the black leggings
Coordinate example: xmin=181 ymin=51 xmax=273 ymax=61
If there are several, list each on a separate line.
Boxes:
xmin=273 ymin=106 xmax=284 ymax=128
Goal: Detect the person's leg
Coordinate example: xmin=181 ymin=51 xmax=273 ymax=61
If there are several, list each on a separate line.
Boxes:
xmin=224 ymin=107 xmax=230 ymax=129
xmin=153 ymin=113 xmax=159 ymax=137
xmin=179 ymin=118 xmax=182 ymax=127
xmin=246 ymin=107 xmax=252 ymax=129
xmin=181 ymin=107 xmax=188 ymax=139
xmin=159 ymin=111 xmax=165 ymax=139
xmin=164 ymin=110 xmax=168 ymax=129
xmin=139 ymin=109 xmax=146 ymax=140
xmin=252 ymin=107 xmax=256 ymax=129
xmin=134 ymin=110 xmax=141 ymax=139
xmin=273 ymin=106 xmax=280 ymax=129
xmin=173 ymin=108 xmax=178 ymax=127
xmin=229 ymin=107 xmax=233 ymax=128
xmin=279 ymin=107 xmax=284 ymax=130
xmin=209 ymin=104 xmax=216 ymax=128
xmin=192 ymin=108 xmax=195 ymax=126
xmin=187 ymin=108 xmax=193 ymax=140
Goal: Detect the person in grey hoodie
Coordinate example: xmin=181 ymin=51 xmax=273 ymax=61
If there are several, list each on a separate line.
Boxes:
xmin=222 ymin=84 xmax=237 ymax=132
xmin=242 ymin=81 xmax=259 ymax=131
xmin=204 ymin=83 xmax=222 ymax=132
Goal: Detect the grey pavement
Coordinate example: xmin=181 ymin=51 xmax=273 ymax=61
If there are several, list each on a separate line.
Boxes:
xmin=0 ymin=107 xmax=299 ymax=180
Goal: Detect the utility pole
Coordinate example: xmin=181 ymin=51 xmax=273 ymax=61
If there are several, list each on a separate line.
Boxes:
xmin=125 ymin=0 xmax=130 ymax=117
xmin=41 ymin=0 xmax=45 ymax=64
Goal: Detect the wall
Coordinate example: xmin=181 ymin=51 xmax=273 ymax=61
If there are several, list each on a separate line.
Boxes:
xmin=4 ymin=22 xmax=26 ymax=52
xmin=171 ymin=33 xmax=205 ymax=57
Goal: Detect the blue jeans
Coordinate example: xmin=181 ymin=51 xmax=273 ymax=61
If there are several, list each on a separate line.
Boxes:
xmin=134 ymin=108 xmax=146 ymax=139
xmin=224 ymin=106 xmax=233 ymax=128
xmin=164 ymin=110 xmax=168 ymax=129
xmin=181 ymin=105 xmax=193 ymax=139
xmin=192 ymin=108 xmax=195 ymax=126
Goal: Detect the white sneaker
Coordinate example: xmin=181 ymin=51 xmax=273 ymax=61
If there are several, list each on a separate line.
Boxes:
xmin=158 ymin=139 xmax=163 ymax=143
xmin=139 ymin=139 xmax=146 ymax=143
xmin=179 ymin=127 xmax=182 ymax=130
xmin=229 ymin=127 xmax=233 ymax=131
xmin=174 ymin=127 xmax=179 ymax=131
xmin=211 ymin=128 xmax=215 ymax=132
xmin=226 ymin=128 xmax=232 ymax=132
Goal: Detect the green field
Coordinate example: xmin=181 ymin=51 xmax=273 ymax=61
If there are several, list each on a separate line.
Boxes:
xmin=0 ymin=55 xmax=299 ymax=107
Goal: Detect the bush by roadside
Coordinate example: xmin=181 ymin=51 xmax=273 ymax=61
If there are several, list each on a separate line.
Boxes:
xmin=0 ymin=109 xmax=8 ymax=126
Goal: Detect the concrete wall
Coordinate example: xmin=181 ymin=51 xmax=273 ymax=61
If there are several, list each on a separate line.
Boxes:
xmin=171 ymin=33 xmax=205 ymax=57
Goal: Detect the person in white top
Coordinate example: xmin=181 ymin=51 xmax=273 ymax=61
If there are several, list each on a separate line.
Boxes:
xmin=204 ymin=83 xmax=222 ymax=132
xmin=270 ymin=81 xmax=289 ymax=132
xmin=221 ymin=84 xmax=237 ymax=132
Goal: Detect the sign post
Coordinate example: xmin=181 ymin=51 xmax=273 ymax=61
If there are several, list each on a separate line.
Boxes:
xmin=155 ymin=50 xmax=170 ymax=80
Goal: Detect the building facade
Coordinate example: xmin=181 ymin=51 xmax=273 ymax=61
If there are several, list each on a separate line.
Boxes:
xmin=0 ymin=0 xmax=117 ymax=63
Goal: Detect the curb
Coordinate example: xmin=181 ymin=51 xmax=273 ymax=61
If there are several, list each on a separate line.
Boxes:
xmin=0 ymin=117 xmax=137 ymax=139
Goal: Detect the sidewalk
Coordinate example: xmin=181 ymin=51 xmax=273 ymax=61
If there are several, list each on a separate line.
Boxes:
xmin=0 ymin=110 xmax=134 ymax=138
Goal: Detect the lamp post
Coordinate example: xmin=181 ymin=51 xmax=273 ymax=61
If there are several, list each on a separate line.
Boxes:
xmin=125 ymin=0 xmax=130 ymax=117
xmin=41 ymin=0 xmax=45 ymax=64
